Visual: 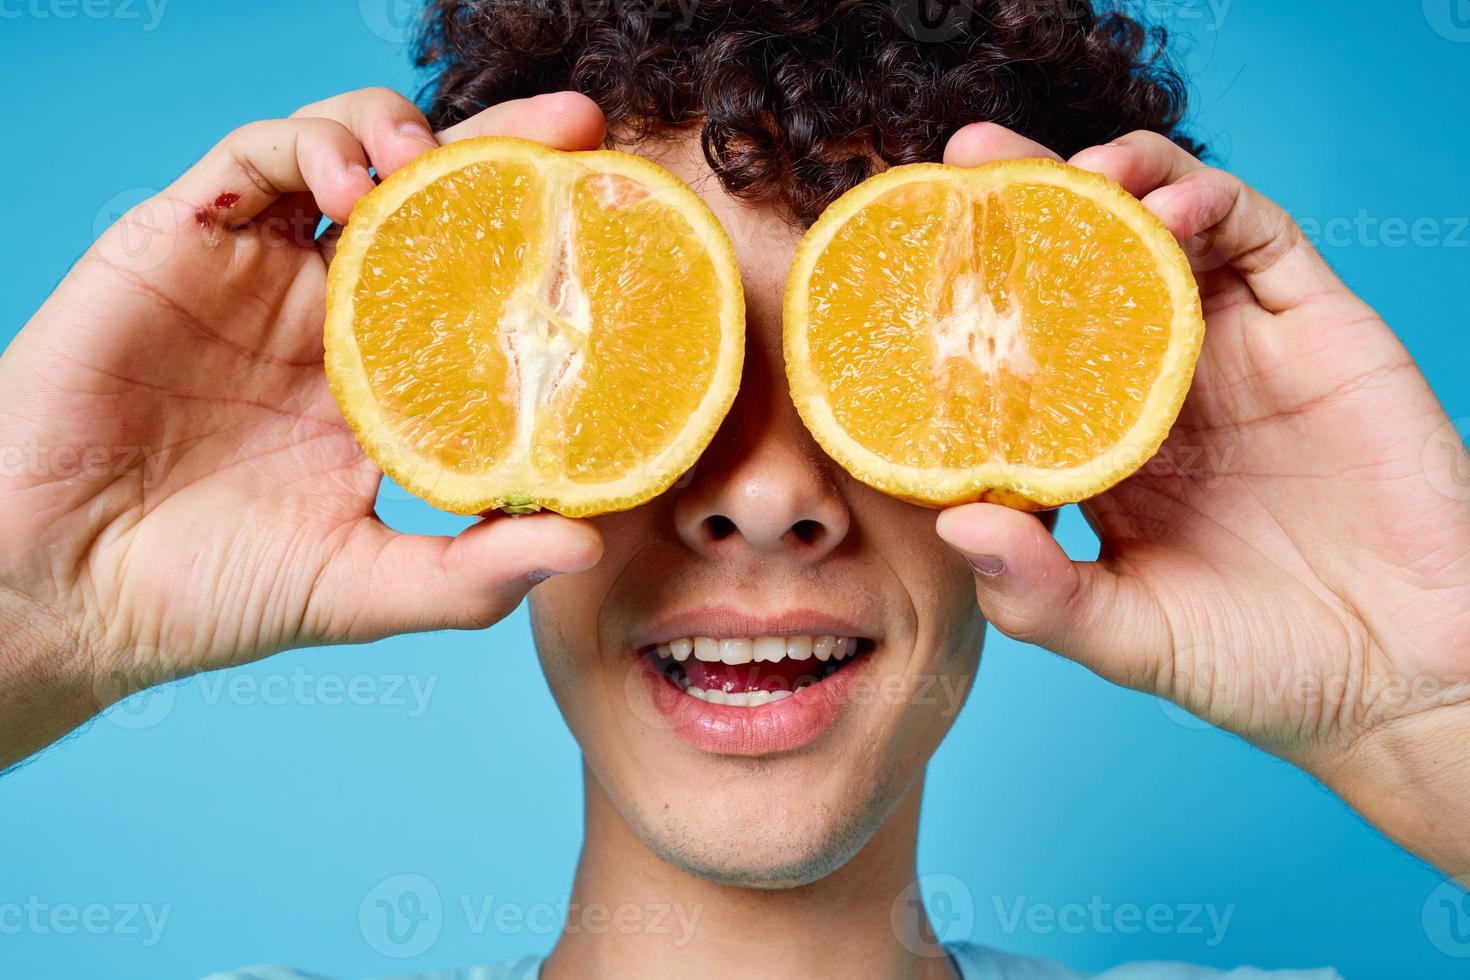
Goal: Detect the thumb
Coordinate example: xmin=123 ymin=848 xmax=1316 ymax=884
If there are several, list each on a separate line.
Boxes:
xmin=312 ymin=512 xmax=603 ymax=643
xmin=934 ymin=503 xmax=1170 ymax=694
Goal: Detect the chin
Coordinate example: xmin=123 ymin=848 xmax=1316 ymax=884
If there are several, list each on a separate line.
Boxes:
xmin=611 ymin=756 xmax=911 ymax=890
xmin=630 ymin=794 xmax=883 ymax=890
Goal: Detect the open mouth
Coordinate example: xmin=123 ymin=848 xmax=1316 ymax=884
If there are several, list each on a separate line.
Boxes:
xmin=644 ymin=635 xmax=874 ymax=707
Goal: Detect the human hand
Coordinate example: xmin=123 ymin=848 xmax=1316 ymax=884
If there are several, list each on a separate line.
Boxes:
xmin=934 ymin=123 xmax=1470 ymax=874
xmin=0 ymin=89 xmax=607 ymax=767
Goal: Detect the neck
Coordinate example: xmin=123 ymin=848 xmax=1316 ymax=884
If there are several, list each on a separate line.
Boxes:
xmin=541 ymin=765 xmax=956 ymax=980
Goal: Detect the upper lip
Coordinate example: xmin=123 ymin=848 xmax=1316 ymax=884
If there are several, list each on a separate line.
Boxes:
xmin=632 ymin=605 xmax=878 ymax=651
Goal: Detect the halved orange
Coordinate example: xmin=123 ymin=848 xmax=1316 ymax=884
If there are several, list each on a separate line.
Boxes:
xmin=326 ymin=137 xmax=744 ymax=517
xmin=784 ymin=158 xmax=1204 ymax=510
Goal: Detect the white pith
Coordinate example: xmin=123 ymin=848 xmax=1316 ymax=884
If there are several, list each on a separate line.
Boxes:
xmin=498 ymin=189 xmax=589 ymax=465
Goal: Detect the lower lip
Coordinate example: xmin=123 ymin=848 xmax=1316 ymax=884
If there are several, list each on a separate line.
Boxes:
xmin=638 ymin=650 xmax=871 ymax=756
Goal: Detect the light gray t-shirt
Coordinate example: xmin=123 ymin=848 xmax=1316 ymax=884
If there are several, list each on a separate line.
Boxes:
xmin=211 ymin=944 xmax=1342 ymax=979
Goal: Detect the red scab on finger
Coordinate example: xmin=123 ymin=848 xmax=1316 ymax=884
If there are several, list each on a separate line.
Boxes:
xmin=195 ymin=192 xmax=243 ymax=229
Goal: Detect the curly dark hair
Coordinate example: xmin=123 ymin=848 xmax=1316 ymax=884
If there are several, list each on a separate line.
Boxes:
xmin=415 ymin=0 xmax=1202 ymax=225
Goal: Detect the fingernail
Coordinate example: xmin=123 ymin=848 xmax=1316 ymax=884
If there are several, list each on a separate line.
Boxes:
xmin=398 ymin=121 xmax=439 ymax=147
xmin=528 ymin=569 xmax=558 ymax=584
xmin=968 ymin=555 xmax=1006 ymax=577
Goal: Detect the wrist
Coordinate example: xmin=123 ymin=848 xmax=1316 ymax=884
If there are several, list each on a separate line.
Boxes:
xmin=0 ymin=583 xmax=103 ymax=770
xmin=1311 ymin=704 xmax=1470 ymax=877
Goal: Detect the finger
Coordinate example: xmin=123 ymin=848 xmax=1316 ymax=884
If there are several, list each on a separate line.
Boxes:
xmin=1068 ymin=130 xmax=1204 ymax=199
xmin=1141 ymin=168 xmax=1344 ymax=314
xmin=292 ymin=86 xmax=439 ymax=180
xmin=168 ymin=118 xmax=375 ymax=227
xmin=934 ymin=503 xmax=1171 ymax=695
xmin=311 ymin=93 xmax=606 ymax=259
xmin=943 ymin=122 xmax=1062 ymax=167
xmin=439 ymin=91 xmax=608 ymax=149
xmin=1069 ymin=131 xmax=1342 ymax=313
xmin=314 ymin=512 xmax=604 ymax=643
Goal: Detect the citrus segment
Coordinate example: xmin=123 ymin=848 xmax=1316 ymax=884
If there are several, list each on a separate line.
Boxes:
xmin=326 ymin=137 xmax=744 ymax=517
xmin=785 ymin=158 xmax=1203 ymax=509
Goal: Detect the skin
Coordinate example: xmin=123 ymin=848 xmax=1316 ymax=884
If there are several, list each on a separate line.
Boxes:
xmin=1 ymin=86 xmax=1467 ymax=977
xmin=528 ymin=137 xmax=984 ymax=977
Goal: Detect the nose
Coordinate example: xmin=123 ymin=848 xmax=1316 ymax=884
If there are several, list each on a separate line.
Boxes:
xmin=673 ymin=336 xmax=851 ymax=561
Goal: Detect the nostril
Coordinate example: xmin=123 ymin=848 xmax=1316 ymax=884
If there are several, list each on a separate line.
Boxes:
xmin=789 ymin=519 xmax=824 ymax=546
xmin=703 ymin=515 xmax=738 ymax=542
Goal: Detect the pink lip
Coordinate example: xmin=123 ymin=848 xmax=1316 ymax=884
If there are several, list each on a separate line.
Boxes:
xmin=632 ymin=606 xmax=878 ymax=650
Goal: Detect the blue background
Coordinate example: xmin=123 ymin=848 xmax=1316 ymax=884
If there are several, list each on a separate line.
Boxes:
xmin=3 ymin=2 xmax=1468 ymax=977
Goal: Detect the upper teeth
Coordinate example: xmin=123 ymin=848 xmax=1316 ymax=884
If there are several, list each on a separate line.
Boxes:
xmin=660 ymin=635 xmax=858 ymax=665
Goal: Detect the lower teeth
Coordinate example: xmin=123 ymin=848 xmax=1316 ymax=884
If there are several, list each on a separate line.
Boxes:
xmin=684 ymin=686 xmax=795 ymax=707
xmin=654 ymin=654 xmax=844 ymax=707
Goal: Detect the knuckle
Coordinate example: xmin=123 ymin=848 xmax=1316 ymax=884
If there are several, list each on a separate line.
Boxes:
xmin=226 ymin=118 xmax=278 ymax=145
xmin=1116 ymin=129 xmax=1165 ymax=148
xmin=1197 ymin=166 xmax=1236 ymax=190
xmin=289 ymin=100 xmax=327 ymax=120
xmin=358 ymin=86 xmax=414 ymax=114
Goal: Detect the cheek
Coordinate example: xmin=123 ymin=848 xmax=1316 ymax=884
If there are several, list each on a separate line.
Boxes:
xmin=854 ymin=487 xmax=979 ymax=613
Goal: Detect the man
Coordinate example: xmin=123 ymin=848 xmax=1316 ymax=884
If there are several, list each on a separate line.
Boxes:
xmin=2 ymin=1 xmax=1466 ymax=977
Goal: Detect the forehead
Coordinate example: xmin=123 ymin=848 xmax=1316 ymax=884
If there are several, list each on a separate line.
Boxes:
xmin=631 ymin=133 xmax=804 ymax=330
